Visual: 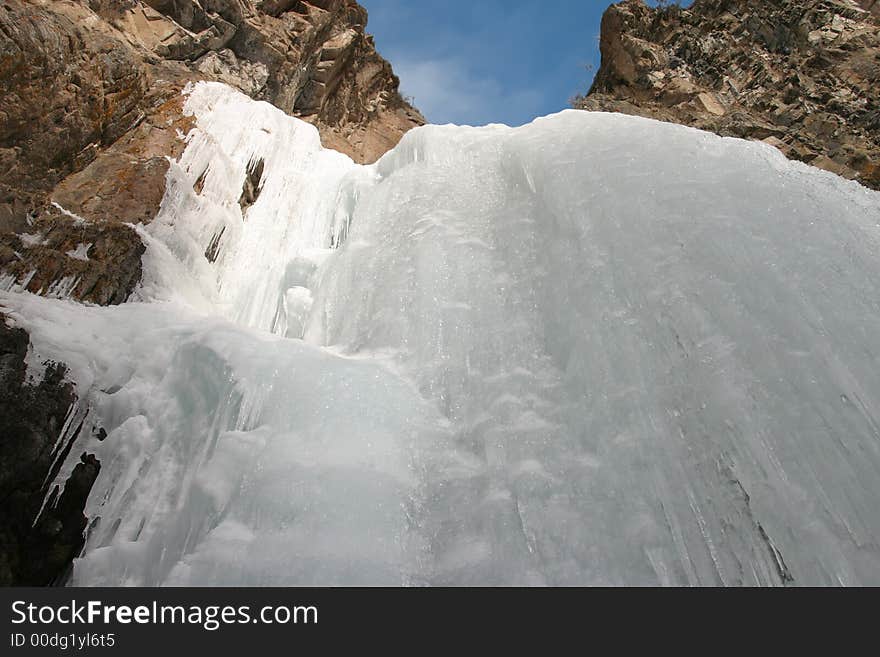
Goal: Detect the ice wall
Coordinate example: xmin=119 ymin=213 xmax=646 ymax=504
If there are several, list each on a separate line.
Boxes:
xmin=305 ymin=111 xmax=880 ymax=585
xmin=4 ymin=81 xmax=880 ymax=585
xmin=136 ymin=82 xmax=371 ymax=335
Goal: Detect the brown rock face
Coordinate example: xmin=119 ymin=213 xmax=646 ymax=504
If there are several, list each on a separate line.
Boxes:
xmin=0 ymin=1 xmax=147 ymax=230
xmin=857 ymin=0 xmax=880 ymax=17
xmin=577 ymin=0 xmax=880 ymax=190
xmin=0 ymin=0 xmax=423 ymax=305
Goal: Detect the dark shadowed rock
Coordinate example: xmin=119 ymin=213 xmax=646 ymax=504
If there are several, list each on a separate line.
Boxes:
xmin=0 ymin=315 xmax=100 ymax=586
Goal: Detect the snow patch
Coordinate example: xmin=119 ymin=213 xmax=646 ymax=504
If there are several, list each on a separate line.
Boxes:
xmin=18 ymin=232 xmax=47 ymax=247
xmin=66 ymin=242 xmax=92 ymax=261
xmin=51 ymin=201 xmax=88 ymax=226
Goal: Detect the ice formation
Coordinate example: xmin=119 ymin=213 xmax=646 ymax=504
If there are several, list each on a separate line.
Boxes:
xmin=3 ymin=81 xmax=880 ymax=586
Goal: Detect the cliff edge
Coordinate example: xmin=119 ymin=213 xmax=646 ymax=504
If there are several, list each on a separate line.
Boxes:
xmin=577 ymin=0 xmax=880 ymax=190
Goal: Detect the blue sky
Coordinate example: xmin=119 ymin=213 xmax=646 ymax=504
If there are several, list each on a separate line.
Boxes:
xmin=360 ymin=0 xmax=692 ymax=126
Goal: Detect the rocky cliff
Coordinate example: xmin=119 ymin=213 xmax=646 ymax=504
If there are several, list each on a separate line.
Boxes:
xmin=1 ymin=0 xmax=422 ymax=307
xmin=577 ymin=0 xmax=880 ymax=190
xmin=0 ymin=0 xmax=421 ymax=585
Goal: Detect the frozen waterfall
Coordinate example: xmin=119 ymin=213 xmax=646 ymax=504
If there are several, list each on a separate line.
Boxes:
xmin=3 ymin=81 xmax=880 ymax=585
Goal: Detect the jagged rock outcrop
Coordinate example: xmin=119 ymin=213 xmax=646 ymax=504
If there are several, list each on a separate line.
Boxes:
xmin=0 ymin=315 xmax=101 ymax=585
xmin=0 ymin=0 xmax=421 ymax=585
xmin=97 ymin=0 xmax=423 ymax=163
xmin=0 ymin=0 xmax=422 ymax=305
xmin=577 ymin=0 xmax=880 ymax=190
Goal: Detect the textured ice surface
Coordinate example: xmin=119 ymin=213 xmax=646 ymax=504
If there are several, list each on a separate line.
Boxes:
xmin=2 ymin=296 xmax=447 ymax=585
xmin=4 ymin=81 xmax=880 ymax=585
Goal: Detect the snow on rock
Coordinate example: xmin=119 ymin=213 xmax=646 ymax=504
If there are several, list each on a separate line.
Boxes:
xmin=4 ymin=81 xmax=880 ymax=586
xmin=66 ymin=243 xmax=92 ymax=261
xmin=18 ymin=232 xmax=47 ymax=248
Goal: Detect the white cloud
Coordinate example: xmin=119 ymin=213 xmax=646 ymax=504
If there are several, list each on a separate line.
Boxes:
xmin=390 ymin=54 xmax=545 ymax=127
